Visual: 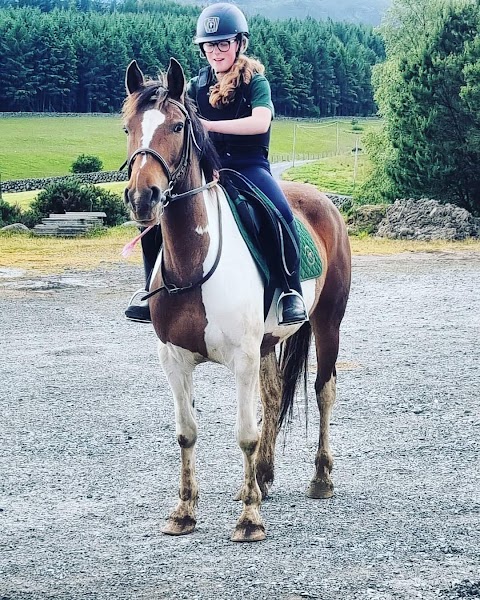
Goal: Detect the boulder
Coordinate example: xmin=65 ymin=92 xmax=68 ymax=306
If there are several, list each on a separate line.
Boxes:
xmin=376 ymin=198 xmax=480 ymax=240
xmin=346 ymin=204 xmax=387 ymax=235
xmin=1 ymin=223 xmax=30 ymax=232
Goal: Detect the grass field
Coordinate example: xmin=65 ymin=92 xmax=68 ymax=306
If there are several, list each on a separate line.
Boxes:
xmin=283 ymin=154 xmax=370 ymax=195
xmin=1 ymin=115 xmax=126 ymax=180
xmin=0 ymin=115 xmax=382 ymax=181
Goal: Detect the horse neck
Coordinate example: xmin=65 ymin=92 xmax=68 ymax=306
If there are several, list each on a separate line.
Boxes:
xmin=161 ymin=163 xmax=212 ymax=284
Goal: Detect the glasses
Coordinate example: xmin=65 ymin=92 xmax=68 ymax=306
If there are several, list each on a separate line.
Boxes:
xmin=202 ymin=38 xmax=237 ymax=53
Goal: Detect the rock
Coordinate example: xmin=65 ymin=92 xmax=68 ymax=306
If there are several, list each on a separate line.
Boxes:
xmin=346 ymin=204 xmax=387 ymax=235
xmin=1 ymin=223 xmax=30 ymax=232
xmin=376 ymin=198 xmax=480 ymax=240
xmin=326 ymin=194 xmax=353 ymax=212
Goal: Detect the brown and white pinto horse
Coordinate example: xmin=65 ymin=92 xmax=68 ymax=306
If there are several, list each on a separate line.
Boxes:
xmin=123 ymin=58 xmax=351 ymax=542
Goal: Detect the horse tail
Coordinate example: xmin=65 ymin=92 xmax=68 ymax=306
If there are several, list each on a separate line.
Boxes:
xmin=279 ymin=321 xmax=312 ymax=428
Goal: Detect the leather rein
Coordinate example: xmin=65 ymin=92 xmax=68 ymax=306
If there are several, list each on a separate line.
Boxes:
xmin=122 ymin=98 xmax=223 ymax=298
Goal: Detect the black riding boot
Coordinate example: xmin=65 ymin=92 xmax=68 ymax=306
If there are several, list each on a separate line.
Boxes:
xmin=277 ymin=220 xmax=308 ymax=326
xmin=125 ymin=225 xmax=162 ymax=323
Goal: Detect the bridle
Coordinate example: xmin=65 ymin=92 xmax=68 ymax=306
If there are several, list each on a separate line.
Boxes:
xmin=122 ymin=96 xmax=223 ymax=297
xmin=122 ymin=98 xmax=215 ymax=207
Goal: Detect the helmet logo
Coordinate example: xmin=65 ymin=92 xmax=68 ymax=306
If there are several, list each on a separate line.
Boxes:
xmin=204 ymin=16 xmax=220 ymax=33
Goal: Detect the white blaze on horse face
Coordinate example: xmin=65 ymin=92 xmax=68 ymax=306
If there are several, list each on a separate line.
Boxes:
xmin=140 ymin=109 xmax=166 ymax=167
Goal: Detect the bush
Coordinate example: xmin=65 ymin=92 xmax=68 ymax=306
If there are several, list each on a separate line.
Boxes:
xmin=21 ymin=179 xmax=128 ymax=227
xmin=91 ymin=187 xmax=129 ymax=226
xmin=0 ymin=198 xmax=23 ymax=227
xmin=70 ymin=154 xmax=103 ymax=174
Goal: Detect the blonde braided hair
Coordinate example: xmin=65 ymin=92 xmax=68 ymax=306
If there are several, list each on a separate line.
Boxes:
xmin=208 ymin=55 xmax=265 ymax=108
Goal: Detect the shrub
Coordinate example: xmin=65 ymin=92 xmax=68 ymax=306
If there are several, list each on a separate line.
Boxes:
xmin=0 ymin=198 xmax=23 ymax=227
xmin=70 ymin=154 xmax=103 ymax=174
xmin=21 ymin=179 xmax=128 ymax=227
xmin=350 ymin=118 xmax=364 ymax=132
xmin=91 ymin=187 xmax=129 ymax=226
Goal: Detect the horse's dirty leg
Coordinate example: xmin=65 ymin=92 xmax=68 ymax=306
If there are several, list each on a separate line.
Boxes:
xmin=307 ymin=373 xmax=336 ymax=499
xmin=256 ymin=351 xmax=282 ymax=499
xmin=159 ymin=344 xmax=199 ymax=536
xmin=162 ymin=443 xmax=198 ymax=536
xmin=231 ymin=354 xmax=265 ymax=542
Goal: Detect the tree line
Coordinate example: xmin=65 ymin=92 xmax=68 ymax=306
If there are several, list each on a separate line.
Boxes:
xmin=360 ymin=0 xmax=480 ymax=215
xmin=0 ymin=0 xmax=384 ymax=116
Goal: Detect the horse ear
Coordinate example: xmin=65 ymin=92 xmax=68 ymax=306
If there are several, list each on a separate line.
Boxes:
xmin=166 ymin=57 xmax=186 ymax=101
xmin=125 ymin=60 xmax=145 ymax=95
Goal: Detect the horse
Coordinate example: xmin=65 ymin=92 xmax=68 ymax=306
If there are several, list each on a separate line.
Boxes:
xmin=122 ymin=58 xmax=351 ymax=542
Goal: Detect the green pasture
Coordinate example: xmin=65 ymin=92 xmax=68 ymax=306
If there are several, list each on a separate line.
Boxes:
xmin=0 ymin=115 xmax=126 ymax=181
xmin=283 ymin=154 xmax=370 ymax=195
xmin=0 ymin=115 xmax=382 ymax=181
xmin=270 ymin=118 xmax=382 ymax=161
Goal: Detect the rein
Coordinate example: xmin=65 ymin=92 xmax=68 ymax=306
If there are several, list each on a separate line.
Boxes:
xmin=141 ymin=189 xmax=223 ymax=299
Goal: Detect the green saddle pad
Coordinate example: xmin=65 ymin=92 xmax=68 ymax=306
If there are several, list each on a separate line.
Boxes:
xmin=225 ymin=190 xmax=322 ymax=284
xmin=296 ymin=218 xmax=323 ymax=281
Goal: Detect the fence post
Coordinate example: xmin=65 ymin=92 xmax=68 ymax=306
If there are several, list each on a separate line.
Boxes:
xmin=353 ymin=136 xmax=359 ymax=189
xmin=292 ymin=123 xmax=297 ymax=167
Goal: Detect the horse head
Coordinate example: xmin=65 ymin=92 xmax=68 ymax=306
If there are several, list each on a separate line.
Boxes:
xmin=122 ymin=58 xmax=211 ymax=226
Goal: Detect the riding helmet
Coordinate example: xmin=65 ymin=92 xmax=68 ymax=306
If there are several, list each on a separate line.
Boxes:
xmin=194 ymin=3 xmax=249 ymax=44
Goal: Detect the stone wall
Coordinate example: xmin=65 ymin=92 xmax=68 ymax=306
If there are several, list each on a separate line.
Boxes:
xmin=1 ymin=171 xmax=128 ymax=194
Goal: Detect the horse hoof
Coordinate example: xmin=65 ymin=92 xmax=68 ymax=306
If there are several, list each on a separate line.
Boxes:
xmin=306 ymin=480 xmax=334 ymax=499
xmin=231 ymin=523 xmax=266 ymax=543
xmin=161 ymin=516 xmax=196 ymax=536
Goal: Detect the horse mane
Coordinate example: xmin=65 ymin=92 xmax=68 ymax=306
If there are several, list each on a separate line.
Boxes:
xmin=122 ymin=78 xmax=221 ymax=183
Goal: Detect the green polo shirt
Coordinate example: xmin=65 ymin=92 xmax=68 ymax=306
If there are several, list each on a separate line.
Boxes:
xmin=187 ymin=72 xmax=275 ymax=117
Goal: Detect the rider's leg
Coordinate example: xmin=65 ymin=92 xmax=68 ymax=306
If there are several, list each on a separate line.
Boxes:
xmin=234 ymin=163 xmax=308 ymax=325
xmin=125 ymin=225 xmax=162 ymax=322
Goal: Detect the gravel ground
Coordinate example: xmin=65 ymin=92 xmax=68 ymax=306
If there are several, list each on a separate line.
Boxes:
xmin=1 ymin=251 xmax=479 ymax=600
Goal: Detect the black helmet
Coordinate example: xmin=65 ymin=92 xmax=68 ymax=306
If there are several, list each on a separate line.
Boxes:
xmin=194 ymin=3 xmax=249 ymax=45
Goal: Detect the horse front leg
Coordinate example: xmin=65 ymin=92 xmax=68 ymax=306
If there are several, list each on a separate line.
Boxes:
xmin=231 ymin=352 xmax=265 ymax=542
xmin=158 ymin=344 xmax=198 ymax=536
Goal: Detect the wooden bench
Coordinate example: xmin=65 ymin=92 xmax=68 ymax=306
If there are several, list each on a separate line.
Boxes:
xmin=33 ymin=212 xmax=107 ymax=237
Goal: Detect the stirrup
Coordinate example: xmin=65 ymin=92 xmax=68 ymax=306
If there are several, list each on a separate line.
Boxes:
xmin=125 ymin=288 xmax=151 ymax=323
xmin=276 ymin=290 xmax=308 ymax=326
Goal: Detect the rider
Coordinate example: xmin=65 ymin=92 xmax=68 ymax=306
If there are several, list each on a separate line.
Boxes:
xmin=125 ymin=3 xmax=308 ymax=326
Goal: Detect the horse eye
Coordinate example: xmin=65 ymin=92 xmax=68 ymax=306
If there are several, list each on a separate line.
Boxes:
xmin=173 ymin=123 xmax=184 ymax=133
xmin=123 ymin=127 xmax=129 ymax=135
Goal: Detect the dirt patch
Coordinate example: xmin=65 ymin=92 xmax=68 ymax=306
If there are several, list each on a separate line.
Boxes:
xmin=1 ymin=252 xmax=479 ymax=599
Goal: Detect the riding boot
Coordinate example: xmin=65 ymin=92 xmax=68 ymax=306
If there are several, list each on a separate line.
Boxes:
xmin=277 ymin=220 xmax=308 ymax=326
xmin=125 ymin=225 xmax=162 ymax=323
xmin=141 ymin=225 xmax=163 ymax=289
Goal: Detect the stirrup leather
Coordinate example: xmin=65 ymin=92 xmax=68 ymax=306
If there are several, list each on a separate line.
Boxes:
xmin=276 ymin=290 xmax=309 ymax=326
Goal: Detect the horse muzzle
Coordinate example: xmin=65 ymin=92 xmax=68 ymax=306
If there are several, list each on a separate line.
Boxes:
xmin=124 ymin=185 xmax=164 ymax=223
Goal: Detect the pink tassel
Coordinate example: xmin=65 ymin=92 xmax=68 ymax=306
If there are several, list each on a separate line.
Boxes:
xmin=121 ymin=225 xmax=154 ymax=258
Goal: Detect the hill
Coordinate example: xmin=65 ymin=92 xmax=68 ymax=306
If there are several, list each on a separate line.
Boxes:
xmin=176 ymin=0 xmax=391 ymax=25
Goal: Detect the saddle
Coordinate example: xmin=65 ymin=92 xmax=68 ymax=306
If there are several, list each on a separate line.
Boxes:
xmin=219 ymin=169 xmax=322 ymax=318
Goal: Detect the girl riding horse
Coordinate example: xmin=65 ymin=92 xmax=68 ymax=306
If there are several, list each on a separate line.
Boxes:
xmin=126 ymin=3 xmax=307 ymax=326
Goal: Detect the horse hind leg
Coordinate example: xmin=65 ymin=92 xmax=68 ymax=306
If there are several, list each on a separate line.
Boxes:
xmin=158 ymin=345 xmax=198 ymax=536
xmin=307 ymin=317 xmax=340 ymax=499
xmin=256 ymin=350 xmax=282 ymax=499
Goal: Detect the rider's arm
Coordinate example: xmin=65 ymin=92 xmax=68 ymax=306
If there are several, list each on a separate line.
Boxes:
xmin=200 ymin=106 xmax=271 ymax=135
xmin=199 ymin=74 xmax=274 ymax=136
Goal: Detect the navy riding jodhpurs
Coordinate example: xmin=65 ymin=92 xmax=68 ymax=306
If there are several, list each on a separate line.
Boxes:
xmin=219 ymin=154 xmax=295 ymax=224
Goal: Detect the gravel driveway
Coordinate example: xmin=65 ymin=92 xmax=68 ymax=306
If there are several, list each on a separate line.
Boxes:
xmin=1 ymin=251 xmax=479 ymax=600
